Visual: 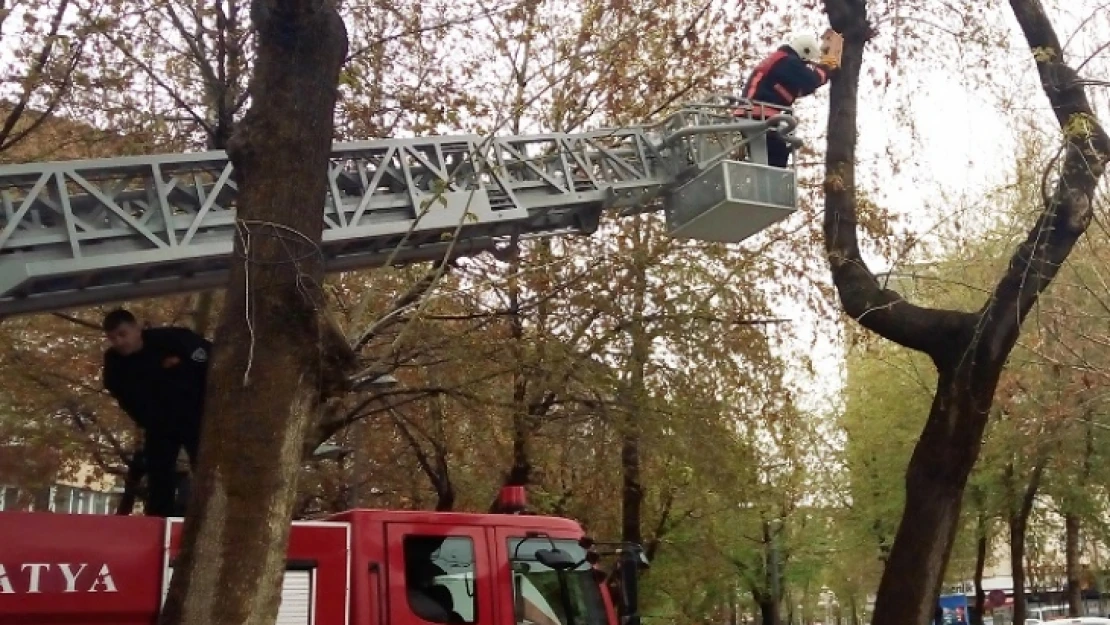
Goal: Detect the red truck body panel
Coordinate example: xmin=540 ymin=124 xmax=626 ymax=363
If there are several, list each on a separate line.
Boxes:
xmin=0 ymin=508 xmax=611 ymax=625
xmin=0 ymin=512 xmax=165 ymax=625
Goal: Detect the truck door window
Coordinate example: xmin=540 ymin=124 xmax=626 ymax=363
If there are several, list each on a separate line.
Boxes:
xmin=507 ymin=538 xmax=606 ymax=625
xmin=404 ymin=535 xmax=478 ymax=624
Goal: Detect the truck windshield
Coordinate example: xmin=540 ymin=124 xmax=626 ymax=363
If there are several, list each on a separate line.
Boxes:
xmin=508 ymin=538 xmax=608 ymax=625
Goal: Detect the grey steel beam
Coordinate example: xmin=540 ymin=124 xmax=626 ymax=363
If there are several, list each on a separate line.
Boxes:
xmin=0 ymin=99 xmax=800 ymax=316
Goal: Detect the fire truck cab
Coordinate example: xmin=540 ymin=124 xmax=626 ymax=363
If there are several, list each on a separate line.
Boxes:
xmin=0 ymin=489 xmax=645 ymax=625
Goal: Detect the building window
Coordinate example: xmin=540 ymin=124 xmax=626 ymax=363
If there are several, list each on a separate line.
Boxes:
xmin=0 ymin=484 xmax=117 ymax=514
xmin=48 ymin=485 xmax=119 ymax=515
xmin=53 ymin=485 xmax=73 ymax=513
xmin=404 ymin=535 xmax=477 ymax=624
xmin=0 ymin=486 xmax=19 ymax=511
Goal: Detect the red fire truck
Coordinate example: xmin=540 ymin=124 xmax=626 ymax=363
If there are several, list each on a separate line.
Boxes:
xmin=0 ymin=486 xmax=645 ymax=625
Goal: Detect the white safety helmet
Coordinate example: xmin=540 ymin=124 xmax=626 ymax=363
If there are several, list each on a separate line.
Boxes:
xmin=787 ymin=33 xmax=822 ymax=62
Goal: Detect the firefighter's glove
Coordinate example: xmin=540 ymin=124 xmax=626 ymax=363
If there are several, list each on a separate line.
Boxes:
xmin=820 ymin=54 xmax=840 ymax=69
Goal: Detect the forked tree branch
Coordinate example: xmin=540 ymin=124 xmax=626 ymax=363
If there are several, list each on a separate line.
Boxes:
xmin=822 ymin=0 xmax=974 ymax=358
xmin=823 ymin=0 xmax=1109 ymax=367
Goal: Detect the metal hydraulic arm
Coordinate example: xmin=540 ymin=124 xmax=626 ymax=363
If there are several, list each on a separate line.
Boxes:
xmin=0 ymin=97 xmax=801 ymax=317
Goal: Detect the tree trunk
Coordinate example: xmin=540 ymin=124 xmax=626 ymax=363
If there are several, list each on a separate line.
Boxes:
xmin=493 ymin=249 xmax=561 ymax=512
xmin=1010 ymin=515 xmax=1029 ymax=624
xmin=760 ymin=520 xmax=781 ymax=625
xmin=621 ymin=231 xmax=649 ymax=547
xmin=972 ymin=527 xmax=988 ymax=625
xmin=971 ymin=489 xmax=989 ymax=625
xmin=1065 ymin=418 xmax=1096 ymax=617
xmin=507 ymin=241 xmax=532 ymax=487
xmin=620 ymin=407 xmax=643 ymax=544
xmin=756 ymin=595 xmax=777 ymax=625
xmin=869 ymin=373 xmax=994 ymax=625
xmin=158 ymin=0 xmax=351 ymax=623
xmin=490 ymin=241 xmax=559 ymax=513
xmin=1066 ymin=512 xmax=1082 ymax=616
xmin=1008 ymin=459 xmax=1045 ymax=625
xmin=500 ymin=18 xmax=540 ymax=493
xmin=819 ymin=0 xmax=1109 ymax=623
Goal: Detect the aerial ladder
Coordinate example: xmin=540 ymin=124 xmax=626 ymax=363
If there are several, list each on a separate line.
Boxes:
xmin=0 ymin=96 xmax=802 ymax=317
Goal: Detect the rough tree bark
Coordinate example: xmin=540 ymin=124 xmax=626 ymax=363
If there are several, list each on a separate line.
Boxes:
xmin=820 ymin=1 xmax=1110 ymax=624
xmin=158 ymin=0 xmax=354 ymax=622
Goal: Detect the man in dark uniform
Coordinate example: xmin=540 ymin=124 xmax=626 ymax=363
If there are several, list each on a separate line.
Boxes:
xmin=742 ymin=31 xmax=841 ymax=167
xmin=101 ymin=308 xmax=212 ymax=517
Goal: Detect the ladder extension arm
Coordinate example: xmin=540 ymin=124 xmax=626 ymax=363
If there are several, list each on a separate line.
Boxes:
xmin=0 ymin=100 xmax=800 ymax=316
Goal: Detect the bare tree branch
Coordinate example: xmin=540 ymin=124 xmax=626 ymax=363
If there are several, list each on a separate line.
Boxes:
xmin=822 ymin=2 xmax=974 ymax=357
xmin=350 ymin=261 xmax=452 ymax=352
xmin=0 ymin=0 xmax=90 ymax=153
xmin=979 ymin=0 xmax=1110 ymax=367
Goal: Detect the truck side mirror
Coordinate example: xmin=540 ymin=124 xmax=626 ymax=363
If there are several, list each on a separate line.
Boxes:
xmin=535 ymin=548 xmax=576 ymax=571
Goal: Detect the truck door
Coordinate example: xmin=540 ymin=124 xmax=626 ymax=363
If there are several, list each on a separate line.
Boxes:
xmin=385 ymin=523 xmax=494 ymax=625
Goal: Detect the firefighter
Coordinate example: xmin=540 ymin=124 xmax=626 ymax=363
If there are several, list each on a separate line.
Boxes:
xmin=742 ymin=31 xmax=841 ymax=167
xmin=101 ymin=308 xmax=212 ymax=517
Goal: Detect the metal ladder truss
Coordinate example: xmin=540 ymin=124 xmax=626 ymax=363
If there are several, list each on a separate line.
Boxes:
xmin=0 ymin=96 xmax=801 ymax=316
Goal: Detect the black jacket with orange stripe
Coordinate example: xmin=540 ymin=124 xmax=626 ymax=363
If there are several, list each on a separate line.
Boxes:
xmin=742 ymin=45 xmax=834 ymax=108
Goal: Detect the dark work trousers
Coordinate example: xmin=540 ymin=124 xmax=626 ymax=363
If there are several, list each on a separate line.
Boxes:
xmin=767 ymin=133 xmax=792 ymax=168
xmin=142 ymin=421 xmax=200 ymax=517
